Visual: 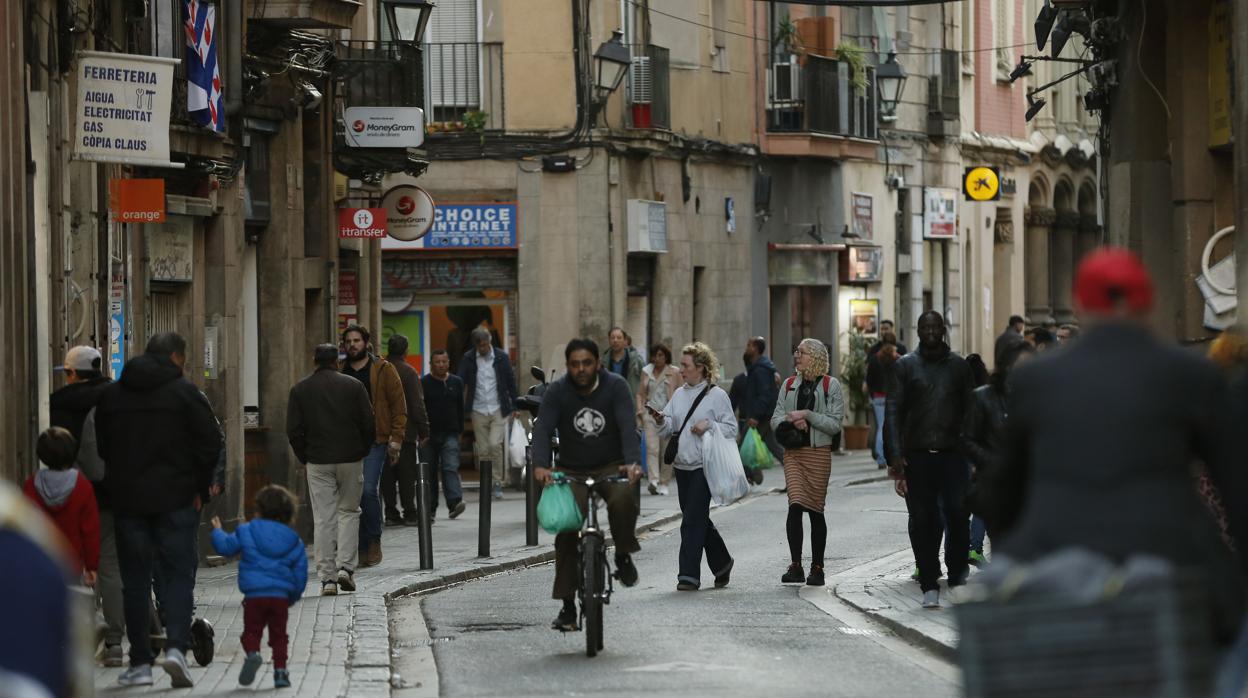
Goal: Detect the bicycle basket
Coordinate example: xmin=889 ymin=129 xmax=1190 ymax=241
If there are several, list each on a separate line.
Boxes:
xmin=955 ymin=574 xmax=1215 ymax=698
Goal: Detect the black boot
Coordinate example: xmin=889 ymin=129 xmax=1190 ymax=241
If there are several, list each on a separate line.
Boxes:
xmin=551 ymin=600 xmax=578 ymax=632
xmin=781 ymin=562 xmax=805 ymax=584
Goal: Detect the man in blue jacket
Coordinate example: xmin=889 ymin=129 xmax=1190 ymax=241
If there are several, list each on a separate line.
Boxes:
xmin=459 ymin=328 xmax=518 ymax=500
xmin=742 ymin=337 xmax=781 ymax=482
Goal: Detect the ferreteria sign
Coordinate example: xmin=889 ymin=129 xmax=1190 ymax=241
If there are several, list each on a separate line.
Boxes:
xmin=75 ymin=51 xmax=181 ymax=168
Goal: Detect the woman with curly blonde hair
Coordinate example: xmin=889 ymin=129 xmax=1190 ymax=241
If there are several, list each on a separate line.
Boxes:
xmin=771 ymin=338 xmax=844 ymax=587
xmin=649 ymin=342 xmax=738 ymax=591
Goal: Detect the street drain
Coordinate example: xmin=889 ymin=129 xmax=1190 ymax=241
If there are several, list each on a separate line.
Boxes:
xmin=456 ymin=622 xmax=527 ymax=633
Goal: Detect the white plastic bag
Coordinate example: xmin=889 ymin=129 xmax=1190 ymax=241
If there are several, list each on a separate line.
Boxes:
xmin=508 ymin=418 xmax=528 ymax=469
xmin=702 ymin=428 xmax=749 ymax=505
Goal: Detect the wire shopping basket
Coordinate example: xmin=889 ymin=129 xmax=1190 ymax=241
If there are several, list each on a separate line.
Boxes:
xmin=955 ymin=574 xmax=1216 ymax=698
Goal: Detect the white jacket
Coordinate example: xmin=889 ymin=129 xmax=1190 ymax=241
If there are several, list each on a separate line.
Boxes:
xmin=657 ymin=382 xmax=737 ymax=470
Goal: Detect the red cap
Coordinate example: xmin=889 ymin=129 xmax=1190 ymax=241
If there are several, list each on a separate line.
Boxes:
xmin=1073 ymin=247 xmax=1154 ymax=313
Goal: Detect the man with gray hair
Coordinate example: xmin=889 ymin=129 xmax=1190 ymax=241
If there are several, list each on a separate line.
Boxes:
xmin=458 ymin=327 xmax=518 ymax=500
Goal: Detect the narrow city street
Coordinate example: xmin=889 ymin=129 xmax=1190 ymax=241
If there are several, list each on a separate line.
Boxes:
xmin=401 ymin=473 xmax=959 ymax=697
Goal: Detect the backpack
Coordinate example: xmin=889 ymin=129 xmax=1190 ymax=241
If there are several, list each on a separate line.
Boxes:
xmin=783 ymin=375 xmax=834 ymax=408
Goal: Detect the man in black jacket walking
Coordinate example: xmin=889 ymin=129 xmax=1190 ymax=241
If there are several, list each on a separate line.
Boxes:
xmin=421 ymin=349 xmax=467 ymax=519
xmin=50 ymin=345 xmax=126 ymax=665
xmin=885 ymin=312 xmax=974 ymax=608
xmin=742 ymin=337 xmax=781 ymax=478
xmin=381 ymin=334 xmax=431 ymax=526
xmin=288 ymin=344 xmax=375 ymax=596
xmin=95 ymin=333 xmax=222 ymax=688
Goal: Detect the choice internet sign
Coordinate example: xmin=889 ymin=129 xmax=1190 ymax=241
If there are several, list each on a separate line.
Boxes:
xmin=339 ymin=208 xmax=388 ymax=238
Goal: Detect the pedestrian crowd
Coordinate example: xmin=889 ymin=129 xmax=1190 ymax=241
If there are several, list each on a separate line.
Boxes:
xmin=6 ymin=245 xmax=1248 ymax=695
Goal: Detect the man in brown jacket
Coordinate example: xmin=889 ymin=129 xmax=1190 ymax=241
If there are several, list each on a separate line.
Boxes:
xmin=341 ymin=324 xmax=407 ymax=567
xmin=382 ymin=334 xmax=431 ymax=525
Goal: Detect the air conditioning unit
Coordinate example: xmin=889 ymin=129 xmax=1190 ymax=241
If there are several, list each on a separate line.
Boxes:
xmin=768 ymin=61 xmax=801 ymax=106
xmin=627 ymin=199 xmax=668 ymax=253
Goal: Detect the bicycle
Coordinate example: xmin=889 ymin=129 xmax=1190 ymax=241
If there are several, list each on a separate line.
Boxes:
xmin=557 ymin=472 xmax=630 ymax=658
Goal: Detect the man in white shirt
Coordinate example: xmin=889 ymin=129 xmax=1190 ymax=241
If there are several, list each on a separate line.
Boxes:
xmin=458 ymin=327 xmax=518 ymax=500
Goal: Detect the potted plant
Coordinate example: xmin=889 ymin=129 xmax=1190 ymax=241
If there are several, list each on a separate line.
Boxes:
xmin=838 ymin=330 xmax=872 ymax=450
xmin=835 ymin=40 xmax=870 ymax=97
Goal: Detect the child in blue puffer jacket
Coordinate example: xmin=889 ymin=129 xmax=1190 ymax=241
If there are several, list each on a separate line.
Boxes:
xmin=211 ymin=485 xmax=308 ymax=689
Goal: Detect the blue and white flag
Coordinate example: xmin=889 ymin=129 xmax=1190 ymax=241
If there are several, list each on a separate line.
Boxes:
xmin=183 ymin=0 xmax=224 ymax=132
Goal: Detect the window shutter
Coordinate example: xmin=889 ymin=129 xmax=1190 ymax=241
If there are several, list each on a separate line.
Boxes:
xmin=427 ymin=0 xmax=479 ymax=112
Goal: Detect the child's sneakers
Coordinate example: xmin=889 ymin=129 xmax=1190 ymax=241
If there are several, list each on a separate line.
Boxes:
xmin=274 ymin=668 xmax=291 ymax=688
xmin=239 ymin=651 xmax=263 ymax=686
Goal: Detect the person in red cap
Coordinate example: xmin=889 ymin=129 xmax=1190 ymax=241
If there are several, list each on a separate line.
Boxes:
xmin=979 ymin=247 xmax=1248 ymax=642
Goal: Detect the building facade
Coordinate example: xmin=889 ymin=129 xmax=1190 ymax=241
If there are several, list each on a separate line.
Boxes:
xmin=2 ymin=0 xmax=422 ymax=539
xmin=377 ymin=0 xmax=761 ymax=391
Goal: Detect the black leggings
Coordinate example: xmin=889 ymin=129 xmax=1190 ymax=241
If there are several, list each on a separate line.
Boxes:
xmin=786 ymin=504 xmax=827 ymax=567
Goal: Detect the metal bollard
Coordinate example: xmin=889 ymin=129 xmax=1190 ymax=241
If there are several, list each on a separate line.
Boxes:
xmin=478 ymin=459 xmax=491 ymax=558
xmin=415 ymin=455 xmax=433 ymax=570
xmin=525 ymin=450 xmax=539 ymax=546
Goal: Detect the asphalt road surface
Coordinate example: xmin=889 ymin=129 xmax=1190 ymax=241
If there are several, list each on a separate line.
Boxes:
xmin=399 ymin=475 xmax=960 ymax=697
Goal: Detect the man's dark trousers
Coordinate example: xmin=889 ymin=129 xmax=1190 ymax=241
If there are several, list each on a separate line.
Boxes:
xmin=904 ymin=450 xmax=970 ymax=593
xmin=115 ymin=506 xmax=199 ymax=666
xmin=382 ymin=441 xmax=419 ymax=521
xmin=551 ymin=465 xmax=640 ymax=600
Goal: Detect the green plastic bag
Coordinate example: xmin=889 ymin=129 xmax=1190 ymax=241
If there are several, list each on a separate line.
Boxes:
xmin=536 ymin=475 xmax=584 ymax=534
xmin=740 ymin=427 xmax=777 ymax=470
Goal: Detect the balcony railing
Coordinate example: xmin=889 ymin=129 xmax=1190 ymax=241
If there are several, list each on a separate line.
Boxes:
xmin=766 ymin=56 xmax=878 ymax=140
xmin=423 ymin=42 xmax=505 ymax=132
xmin=334 ymin=40 xmax=424 ymax=108
xmin=625 ymin=44 xmax=670 ymax=130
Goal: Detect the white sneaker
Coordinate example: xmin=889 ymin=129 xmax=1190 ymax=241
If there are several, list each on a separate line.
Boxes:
xmin=658 ymin=484 xmax=669 ymax=496
xmin=117 ymin=663 xmax=153 ymax=686
xmin=160 ymin=648 xmax=194 ymax=688
xmin=921 ymin=589 xmax=940 ymax=609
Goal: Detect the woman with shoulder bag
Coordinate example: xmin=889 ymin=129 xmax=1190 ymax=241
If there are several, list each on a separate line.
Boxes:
xmin=637 ymin=343 xmax=682 ymax=496
xmin=648 ymin=342 xmax=737 ymax=591
xmin=771 ymin=338 xmax=844 ymax=587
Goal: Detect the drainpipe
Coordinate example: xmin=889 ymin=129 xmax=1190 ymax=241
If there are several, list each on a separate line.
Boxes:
xmin=225 ymin=0 xmax=243 ymax=117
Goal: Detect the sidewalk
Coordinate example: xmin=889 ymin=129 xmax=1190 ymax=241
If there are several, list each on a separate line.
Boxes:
xmin=91 ymin=483 xmax=690 ymax=696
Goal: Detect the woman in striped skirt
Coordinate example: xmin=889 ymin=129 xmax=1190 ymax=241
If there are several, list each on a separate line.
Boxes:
xmin=771 ymin=338 xmax=844 ymax=587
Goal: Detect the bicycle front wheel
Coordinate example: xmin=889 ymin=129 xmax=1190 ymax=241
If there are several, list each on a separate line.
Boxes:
xmin=580 ymin=535 xmax=604 ymax=657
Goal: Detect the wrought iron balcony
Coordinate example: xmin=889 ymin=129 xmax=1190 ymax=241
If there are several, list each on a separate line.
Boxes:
xmin=766 ymin=56 xmax=878 ymax=140
xmin=332 ymin=40 xmax=427 ymax=180
xmin=624 ymin=44 xmax=670 ymax=130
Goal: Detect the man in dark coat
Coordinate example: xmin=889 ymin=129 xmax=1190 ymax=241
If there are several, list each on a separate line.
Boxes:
xmin=981 ymin=248 xmax=1248 ymax=641
xmin=381 ymin=334 xmax=431 ymax=525
xmin=742 ymin=337 xmax=781 ymax=480
xmin=885 ymin=311 xmax=975 ymax=608
xmin=49 ymin=345 xmax=125 ymax=664
xmin=95 ymin=333 xmax=222 ymax=687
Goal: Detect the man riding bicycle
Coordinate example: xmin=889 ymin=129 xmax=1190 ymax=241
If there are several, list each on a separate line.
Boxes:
xmin=531 ymin=338 xmax=643 ymax=632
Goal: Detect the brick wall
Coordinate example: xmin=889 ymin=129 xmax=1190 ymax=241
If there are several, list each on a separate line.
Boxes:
xmin=974 ymin=0 xmax=1025 ymax=138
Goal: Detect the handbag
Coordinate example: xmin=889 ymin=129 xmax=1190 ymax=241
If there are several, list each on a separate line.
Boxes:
xmin=775 ymin=421 xmax=805 ymax=449
xmin=664 ymin=385 xmax=712 ymax=465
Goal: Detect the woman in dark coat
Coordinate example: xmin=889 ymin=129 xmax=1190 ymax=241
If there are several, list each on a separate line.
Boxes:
xmin=962 ymin=339 xmax=1033 ymax=561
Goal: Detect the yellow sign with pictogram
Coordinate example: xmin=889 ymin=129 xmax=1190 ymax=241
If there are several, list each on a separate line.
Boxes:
xmin=963 ymin=166 xmax=1001 ymax=202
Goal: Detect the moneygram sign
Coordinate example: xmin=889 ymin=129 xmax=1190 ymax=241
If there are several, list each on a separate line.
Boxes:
xmin=343 ymin=107 xmax=425 ymax=148
xmin=339 ymin=208 xmax=389 ymax=238
xmin=381 ymin=185 xmax=436 ymax=242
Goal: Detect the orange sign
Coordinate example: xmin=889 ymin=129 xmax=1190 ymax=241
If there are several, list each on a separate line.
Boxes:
xmin=108 ymin=179 xmax=166 ymax=223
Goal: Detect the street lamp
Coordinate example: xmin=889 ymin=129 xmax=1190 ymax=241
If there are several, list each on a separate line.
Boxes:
xmin=593 ymin=30 xmax=631 ymax=102
xmin=876 ymin=51 xmax=907 ymax=121
xmin=383 ymin=0 xmax=435 ymax=45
